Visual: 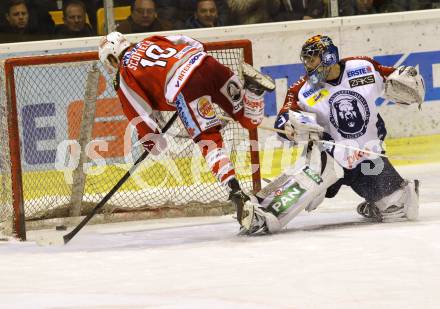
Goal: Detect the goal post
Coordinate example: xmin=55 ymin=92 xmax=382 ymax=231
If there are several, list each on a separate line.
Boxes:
xmin=0 ymin=39 xmax=262 ymax=240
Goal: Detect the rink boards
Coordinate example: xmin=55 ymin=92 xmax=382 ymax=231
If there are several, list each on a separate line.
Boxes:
xmin=14 ymin=133 xmax=440 ymax=203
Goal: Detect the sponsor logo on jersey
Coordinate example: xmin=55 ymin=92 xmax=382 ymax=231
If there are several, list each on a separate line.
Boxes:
xmin=302 ymin=166 xmax=323 ymax=184
xmin=302 ymin=86 xmax=321 ymax=98
xmin=175 ymin=93 xmax=201 ymax=138
xmin=197 ymin=97 xmax=215 ymax=119
xmin=346 ymin=66 xmax=372 ymax=78
xmin=349 ymin=74 xmax=375 ymax=88
xmin=174 ymin=45 xmax=193 ymax=59
xmin=166 ymin=52 xmax=206 ymax=102
xmin=306 ymin=89 xmax=329 ymax=107
xmin=329 ymin=90 xmax=370 ymax=139
xmin=176 ymin=52 xmax=204 ymax=83
xmin=267 ymin=183 xmax=306 ymax=216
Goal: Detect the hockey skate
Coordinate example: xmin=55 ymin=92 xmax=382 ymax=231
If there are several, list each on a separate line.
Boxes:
xmin=357 ymin=179 xmax=420 ymax=222
xmin=238 ymin=202 xmax=270 ymax=235
xmin=227 ymin=178 xmax=251 ymax=225
xmin=242 ymin=62 xmax=275 ymax=95
xmin=356 ymin=201 xmax=382 ymax=221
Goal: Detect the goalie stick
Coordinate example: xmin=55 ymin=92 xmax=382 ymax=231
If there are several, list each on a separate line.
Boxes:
xmin=217 ymin=115 xmax=388 ymax=158
xmin=62 ymin=112 xmax=179 ymax=244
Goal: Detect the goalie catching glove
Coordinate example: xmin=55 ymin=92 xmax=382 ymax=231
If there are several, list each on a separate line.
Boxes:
xmin=384 ymin=65 xmax=425 ymax=108
xmin=275 ymin=110 xmax=324 ymax=143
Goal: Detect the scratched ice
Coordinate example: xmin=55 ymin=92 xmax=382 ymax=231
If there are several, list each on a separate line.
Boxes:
xmin=1 ymin=164 xmax=439 ymax=309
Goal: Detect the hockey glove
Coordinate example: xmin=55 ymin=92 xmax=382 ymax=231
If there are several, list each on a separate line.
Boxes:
xmin=275 ymin=110 xmax=323 ymax=143
xmin=138 ymin=133 xmax=167 ymax=156
xmin=243 ymin=89 xmax=264 ymax=125
xmin=384 ymin=66 xmax=425 ymax=108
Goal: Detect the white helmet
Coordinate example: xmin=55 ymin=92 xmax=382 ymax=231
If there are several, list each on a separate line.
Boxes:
xmin=98 ymin=31 xmax=131 ymax=71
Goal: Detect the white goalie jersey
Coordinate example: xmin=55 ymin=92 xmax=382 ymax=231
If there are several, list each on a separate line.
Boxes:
xmin=280 ymin=57 xmax=396 ymax=169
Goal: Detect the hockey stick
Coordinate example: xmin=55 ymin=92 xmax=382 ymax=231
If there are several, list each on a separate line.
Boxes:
xmin=63 ymin=112 xmax=179 ymax=244
xmin=218 ymin=115 xmax=388 ymax=158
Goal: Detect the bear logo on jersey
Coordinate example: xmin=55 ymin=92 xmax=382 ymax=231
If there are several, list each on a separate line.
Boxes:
xmin=329 ymin=90 xmax=370 ymax=139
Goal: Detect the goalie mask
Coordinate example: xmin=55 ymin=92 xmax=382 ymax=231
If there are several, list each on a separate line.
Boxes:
xmin=98 ymin=31 xmax=131 ymax=72
xmin=300 ymin=35 xmax=339 ymax=86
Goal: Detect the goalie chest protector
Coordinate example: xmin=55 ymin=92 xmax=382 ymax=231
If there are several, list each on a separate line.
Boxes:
xmin=293 ymin=57 xmax=393 ymax=169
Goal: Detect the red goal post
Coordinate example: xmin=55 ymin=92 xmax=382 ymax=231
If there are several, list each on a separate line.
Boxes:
xmin=0 ymin=39 xmax=262 ymax=240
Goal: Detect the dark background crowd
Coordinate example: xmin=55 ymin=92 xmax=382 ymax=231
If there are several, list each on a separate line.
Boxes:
xmin=0 ymin=0 xmax=438 ymax=44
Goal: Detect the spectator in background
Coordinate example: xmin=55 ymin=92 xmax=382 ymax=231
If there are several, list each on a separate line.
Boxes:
xmin=4 ymin=0 xmax=29 ymax=32
xmin=227 ymin=0 xmax=280 ymax=25
xmin=117 ymin=0 xmax=172 ymax=34
xmin=55 ymin=0 xmax=94 ymax=38
xmin=26 ymin=0 xmax=56 ymax=35
xmin=275 ymin=0 xmax=325 ymax=21
xmin=355 ymin=0 xmax=377 ymax=14
xmin=185 ymin=0 xmax=224 ymax=28
xmin=0 ymin=0 xmax=34 ymax=42
xmin=379 ymin=0 xmax=432 ymax=12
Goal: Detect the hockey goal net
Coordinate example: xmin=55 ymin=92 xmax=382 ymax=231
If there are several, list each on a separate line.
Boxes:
xmin=0 ymin=40 xmax=261 ymax=240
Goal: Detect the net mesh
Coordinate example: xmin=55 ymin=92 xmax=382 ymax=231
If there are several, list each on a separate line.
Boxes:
xmin=1 ymin=42 xmax=258 ymax=228
xmin=0 ymin=61 xmax=13 ymax=236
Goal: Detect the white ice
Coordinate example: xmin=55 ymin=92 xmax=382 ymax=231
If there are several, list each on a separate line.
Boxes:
xmin=1 ymin=163 xmax=439 ymax=309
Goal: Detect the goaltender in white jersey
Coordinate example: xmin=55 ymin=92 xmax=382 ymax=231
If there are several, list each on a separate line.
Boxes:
xmin=240 ymin=34 xmax=425 ymax=235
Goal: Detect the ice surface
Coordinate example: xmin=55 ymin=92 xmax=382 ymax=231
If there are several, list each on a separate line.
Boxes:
xmin=1 ymin=164 xmax=439 ymax=309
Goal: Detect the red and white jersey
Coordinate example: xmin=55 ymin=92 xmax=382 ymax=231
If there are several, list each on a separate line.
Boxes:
xmin=116 ymin=34 xmax=208 ymax=136
xmin=280 ymin=57 xmax=395 ymax=169
xmin=118 ymin=34 xmax=207 ymax=107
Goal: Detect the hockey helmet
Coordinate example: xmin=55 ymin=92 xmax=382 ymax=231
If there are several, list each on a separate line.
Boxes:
xmin=98 ymin=31 xmax=131 ymax=71
xmin=300 ymin=35 xmax=339 ymax=86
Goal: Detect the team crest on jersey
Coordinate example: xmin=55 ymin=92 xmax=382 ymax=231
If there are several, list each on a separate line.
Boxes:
xmin=197 ymin=97 xmax=215 ymax=119
xmin=329 ymin=90 xmax=370 ymax=139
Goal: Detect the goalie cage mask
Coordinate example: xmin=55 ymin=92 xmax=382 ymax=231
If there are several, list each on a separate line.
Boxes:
xmin=300 ymin=35 xmax=339 ymax=86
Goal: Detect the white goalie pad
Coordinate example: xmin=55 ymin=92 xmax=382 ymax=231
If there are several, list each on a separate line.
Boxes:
xmin=375 ymin=180 xmax=419 ymax=222
xmin=384 ymin=66 xmax=425 ymax=107
xmin=247 ymin=153 xmax=342 ymax=233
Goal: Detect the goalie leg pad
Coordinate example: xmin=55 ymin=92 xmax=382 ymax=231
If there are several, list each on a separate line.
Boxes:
xmin=374 ymin=179 xmax=419 ymax=222
xmin=246 ymin=152 xmax=342 ymax=233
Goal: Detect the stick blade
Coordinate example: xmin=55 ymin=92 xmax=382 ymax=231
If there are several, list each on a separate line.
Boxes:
xmin=63 ymin=230 xmax=77 ymax=244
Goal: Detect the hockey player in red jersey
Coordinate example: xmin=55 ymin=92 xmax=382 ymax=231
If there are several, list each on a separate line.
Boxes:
xmin=240 ymin=34 xmax=425 ymax=235
xmin=98 ymin=32 xmax=275 ymax=228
